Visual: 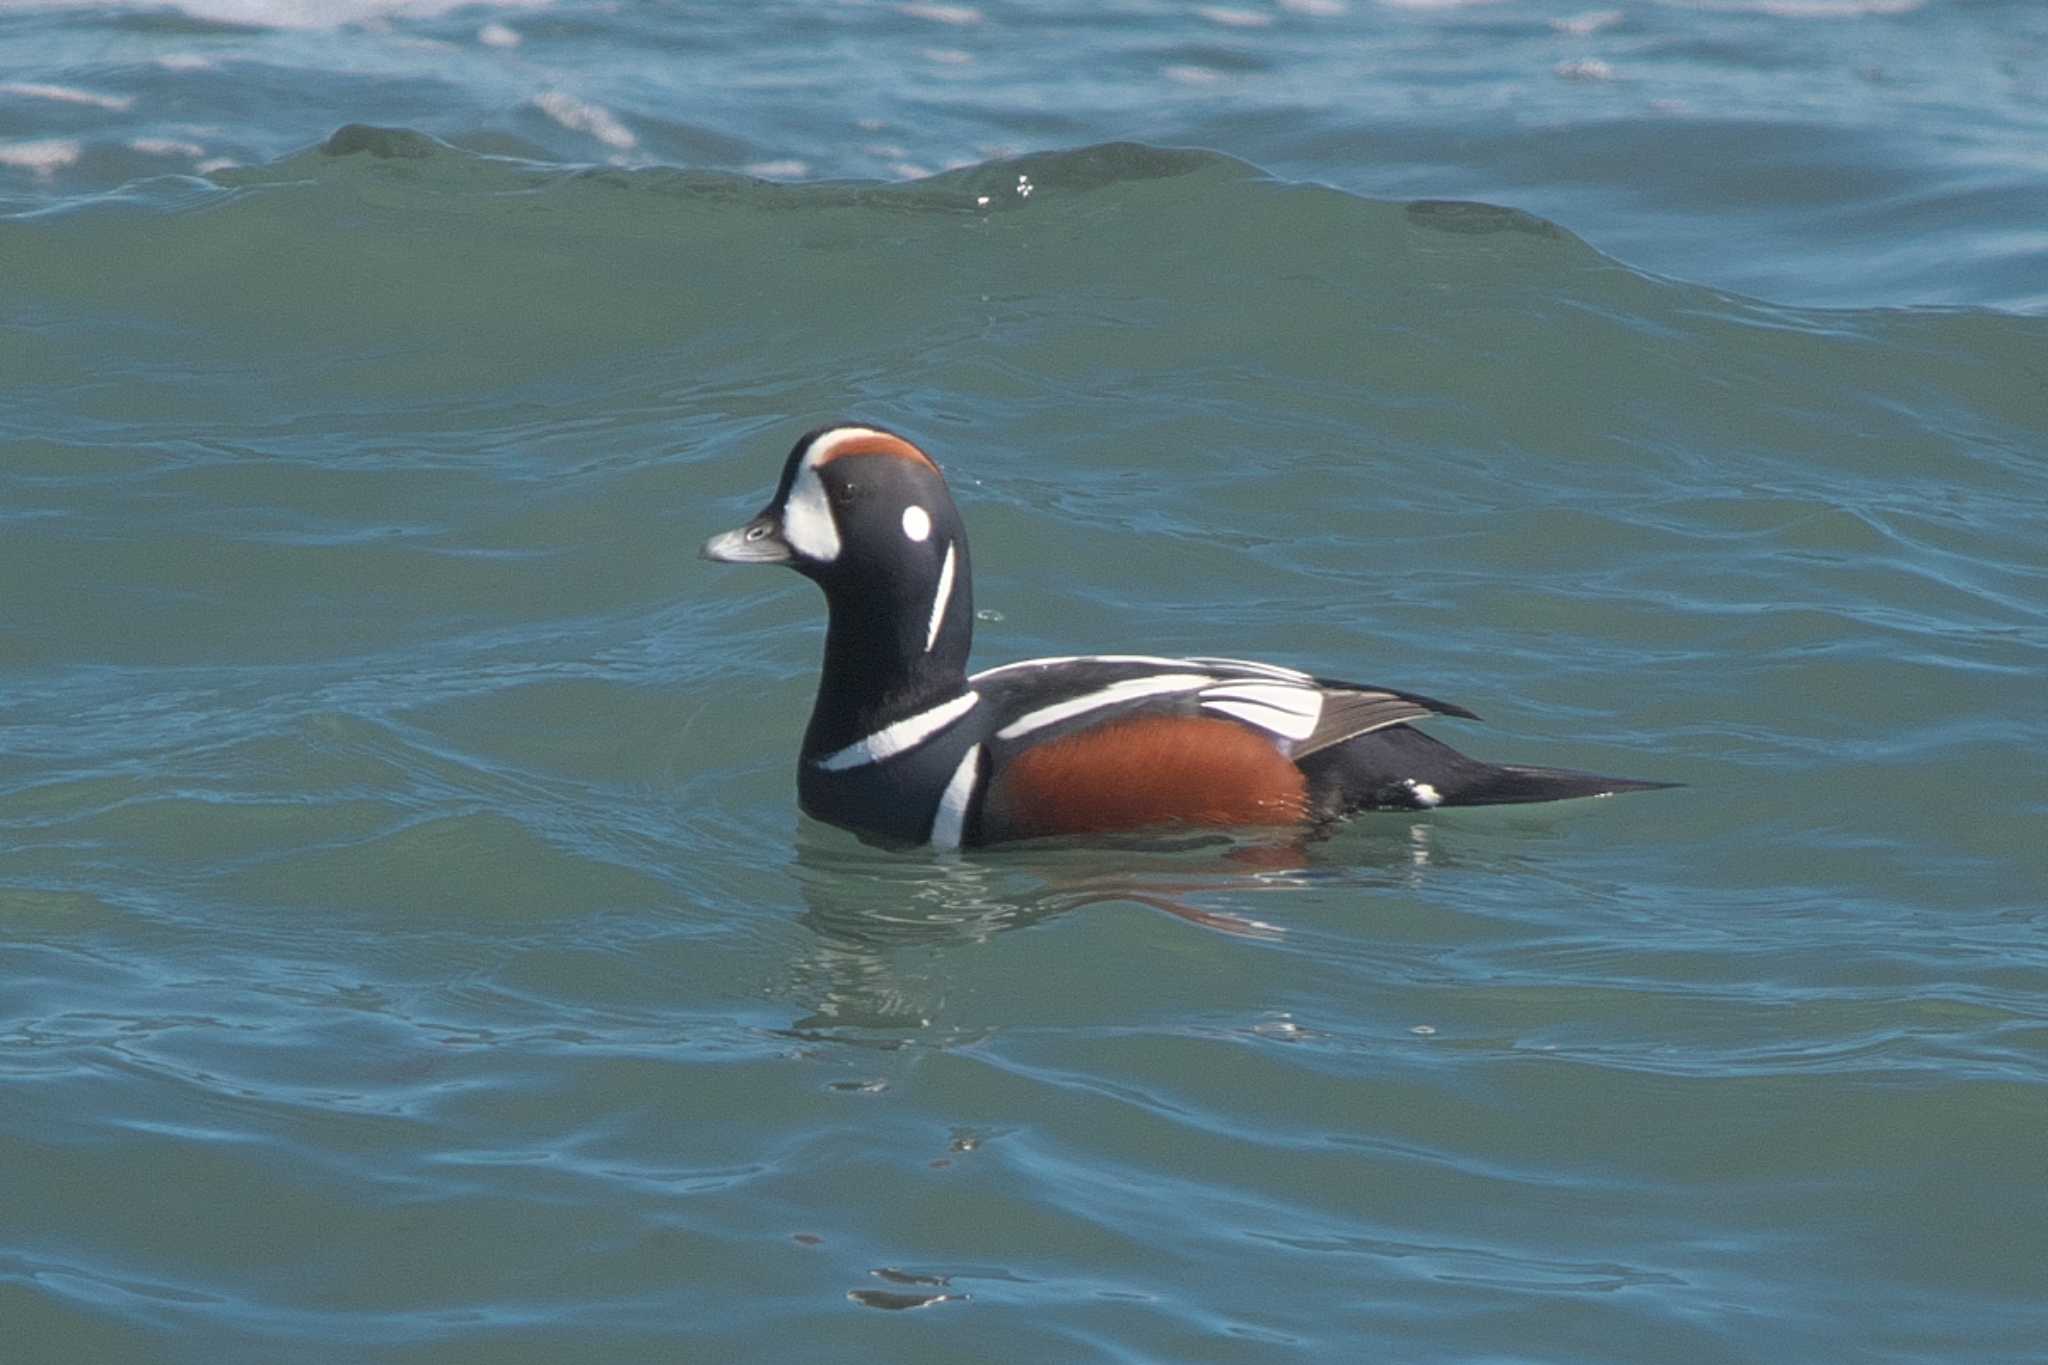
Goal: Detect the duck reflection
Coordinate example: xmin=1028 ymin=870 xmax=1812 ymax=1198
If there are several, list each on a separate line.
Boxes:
xmin=775 ymin=817 xmax=1450 ymax=1037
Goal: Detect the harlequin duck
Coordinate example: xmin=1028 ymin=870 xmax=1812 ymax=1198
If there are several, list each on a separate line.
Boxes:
xmin=703 ymin=423 xmax=1674 ymax=848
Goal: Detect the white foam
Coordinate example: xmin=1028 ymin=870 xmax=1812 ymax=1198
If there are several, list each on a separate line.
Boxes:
xmin=1692 ymin=0 xmax=1920 ymax=14
xmin=1198 ymin=6 xmax=1274 ymax=27
xmin=0 ymin=82 xmax=133 ymax=111
xmin=130 ymin=138 xmax=205 ymax=158
xmin=128 ymin=0 xmax=553 ymax=32
xmin=1550 ymin=9 xmax=1623 ymax=35
xmin=533 ymin=91 xmax=637 ymax=151
xmin=898 ymin=2 xmax=983 ymax=24
xmin=0 ymin=139 xmax=81 ymax=177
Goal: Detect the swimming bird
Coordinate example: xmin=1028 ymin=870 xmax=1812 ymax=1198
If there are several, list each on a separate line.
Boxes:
xmin=703 ymin=423 xmax=1673 ymax=848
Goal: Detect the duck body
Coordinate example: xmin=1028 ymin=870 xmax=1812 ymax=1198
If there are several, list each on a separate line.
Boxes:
xmin=705 ymin=424 xmax=1673 ymax=849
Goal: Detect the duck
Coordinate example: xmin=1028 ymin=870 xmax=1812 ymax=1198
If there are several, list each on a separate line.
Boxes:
xmin=703 ymin=423 xmax=1673 ymax=848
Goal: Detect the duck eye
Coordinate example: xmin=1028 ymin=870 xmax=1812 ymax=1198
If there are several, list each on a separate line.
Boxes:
xmin=745 ymin=523 xmax=769 ymax=541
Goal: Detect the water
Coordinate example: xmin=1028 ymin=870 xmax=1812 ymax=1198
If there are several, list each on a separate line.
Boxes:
xmin=4 ymin=3 xmax=2046 ymax=1361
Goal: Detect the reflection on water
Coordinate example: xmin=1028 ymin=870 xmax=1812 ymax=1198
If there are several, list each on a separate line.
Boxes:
xmin=776 ymin=818 xmax=1462 ymax=1038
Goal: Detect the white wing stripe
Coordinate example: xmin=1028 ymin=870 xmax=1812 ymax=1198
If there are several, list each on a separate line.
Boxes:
xmin=994 ymin=673 xmax=1214 ymax=740
xmin=973 ymin=653 xmax=1316 ymax=683
xmin=928 ymin=743 xmax=982 ymax=849
xmin=1202 ymin=698 xmax=1321 ymax=740
xmin=1185 ymin=656 xmax=1314 ymax=681
xmin=973 ymin=653 xmax=1192 ymax=680
xmin=815 ymin=691 xmax=979 ymax=771
xmin=1199 ymin=682 xmax=1324 ymax=717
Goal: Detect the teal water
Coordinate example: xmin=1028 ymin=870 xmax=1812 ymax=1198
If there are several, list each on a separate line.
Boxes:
xmin=5 ymin=4 xmax=2048 ymax=1362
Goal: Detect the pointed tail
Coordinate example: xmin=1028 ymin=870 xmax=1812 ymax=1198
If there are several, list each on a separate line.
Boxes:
xmin=1447 ymin=763 xmax=1680 ymax=807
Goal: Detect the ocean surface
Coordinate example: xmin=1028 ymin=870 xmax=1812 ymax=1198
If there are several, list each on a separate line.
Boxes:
xmin=4 ymin=2 xmax=2046 ymax=1361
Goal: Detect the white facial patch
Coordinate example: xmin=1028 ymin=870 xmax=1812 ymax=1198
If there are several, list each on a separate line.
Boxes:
xmin=1404 ymin=778 xmax=1444 ymax=808
xmin=902 ymin=505 xmax=931 ymax=542
xmin=780 ymin=459 xmax=840 ymax=563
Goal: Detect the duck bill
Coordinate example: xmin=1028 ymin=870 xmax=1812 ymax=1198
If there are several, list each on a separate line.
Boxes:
xmin=701 ymin=516 xmax=794 ymax=565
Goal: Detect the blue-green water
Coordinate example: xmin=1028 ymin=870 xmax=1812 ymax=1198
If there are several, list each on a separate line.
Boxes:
xmin=4 ymin=3 xmax=2047 ymax=1362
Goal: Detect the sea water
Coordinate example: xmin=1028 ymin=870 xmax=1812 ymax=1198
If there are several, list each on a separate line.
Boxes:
xmin=3 ymin=3 xmax=2045 ymax=1361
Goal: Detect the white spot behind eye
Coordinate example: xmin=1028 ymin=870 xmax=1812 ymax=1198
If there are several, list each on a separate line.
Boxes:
xmin=902 ymin=505 xmax=932 ymax=542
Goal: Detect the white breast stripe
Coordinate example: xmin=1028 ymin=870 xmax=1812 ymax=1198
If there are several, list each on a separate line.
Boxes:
xmin=925 ymin=542 xmax=956 ymax=653
xmin=928 ymin=743 xmax=983 ymax=849
xmin=815 ymin=691 xmax=979 ymax=771
xmin=780 ymin=458 xmax=840 ymax=563
xmin=1199 ymin=682 xmax=1324 ymax=717
xmin=994 ymin=673 xmax=1214 ymax=740
xmin=1203 ymin=698 xmax=1320 ymax=740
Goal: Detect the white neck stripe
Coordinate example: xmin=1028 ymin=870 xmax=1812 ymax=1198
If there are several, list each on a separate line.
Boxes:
xmin=814 ymin=691 xmax=979 ymax=771
xmin=925 ymin=542 xmax=956 ymax=653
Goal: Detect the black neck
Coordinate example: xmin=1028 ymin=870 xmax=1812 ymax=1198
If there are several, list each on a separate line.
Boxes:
xmin=800 ymin=567 xmax=975 ymax=755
